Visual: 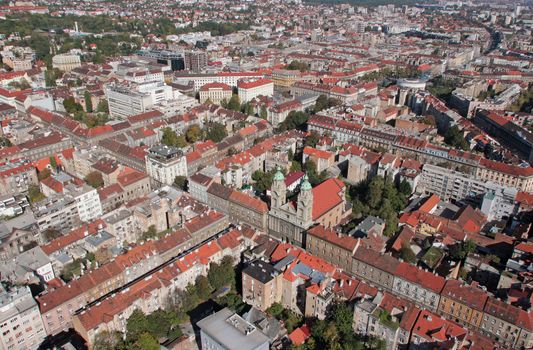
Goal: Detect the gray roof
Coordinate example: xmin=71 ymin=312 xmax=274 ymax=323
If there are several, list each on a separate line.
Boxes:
xmin=198 ymin=308 xmax=269 ymax=350
xmin=243 ymin=260 xmax=278 ymax=284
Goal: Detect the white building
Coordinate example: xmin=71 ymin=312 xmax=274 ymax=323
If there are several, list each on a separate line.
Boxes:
xmin=73 ymin=185 xmax=103 ymax=223
xmin=238 ymin=79 xmax=274 ymax=103
xmin=0 ymin=285 xmax=47 ymax=350
xmin=52 ymin=54 xmax=82 ymax=72
xmin=145 ymin=144 xmax=188 ymax=185
xmin=174 ymin=72 xmax=264 ymax=91
xmin=105 ymin=82 xmax=174 ymax=118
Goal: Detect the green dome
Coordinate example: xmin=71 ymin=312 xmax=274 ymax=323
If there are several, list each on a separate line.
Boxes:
xmin=273 ymin=167 xmax=285 ymax=181
xmin=301 ymin=174 xmax=312 ymax=191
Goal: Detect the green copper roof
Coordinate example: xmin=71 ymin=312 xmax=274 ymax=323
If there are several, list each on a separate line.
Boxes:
xmin=273 ymin=167 xmax=285 ymax=181
xmin=301 ymin=174 xmax=312 ymax=191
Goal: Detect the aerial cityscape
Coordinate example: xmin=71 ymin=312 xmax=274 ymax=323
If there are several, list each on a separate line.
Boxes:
xmin=0 ymin=0 xmax=531 ymax=349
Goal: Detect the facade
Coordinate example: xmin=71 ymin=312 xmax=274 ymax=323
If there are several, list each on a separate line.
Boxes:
xmin=437 ymin=279 xmax=488 ymax=331
xmin=238 ymin=79 xmax=274 ymax=103
xmin=199 ymin=82 xmax=232 ymax=104
xmin=351 ymin=248 xmax=400 ymax=291
xmin=145 ymin=144 xmax=187 ymax=185
xmin=198 ymin=308 xmax=270 ymax=350
xmin=242 ymin=259 xmax=282 ymax=311
xmin=184 ymin=51 xmax=207 ymax=73
xmin=305 ymin=225 xmax=359 ymax=272
xmin=105 ymin=82 xmax=173 ymax=118
xmin=52 ymin=54 xmax=82 ymax=72
xmin=392 ymin=263 xmax=445 ymax=312
xmin=0 ymin=286 xmax=46 ymax=350
xmin=269 ymin=170 xmax=350 ymax=247
xmin=0 ymin=159 xmax=38 ymax=196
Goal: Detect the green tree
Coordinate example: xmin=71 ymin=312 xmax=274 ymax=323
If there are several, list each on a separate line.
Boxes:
xmin=84 ymin=91 xmax=93 ymax=112
xmin=49 ymin=156 xmax=58 ymax=170
xmin=85 ymin=171 xmax=104 ymax=188
xmin=207 ymin=256 xmax=235 ymax=291
xmin=37 ymin=168 xmax=51 ymax=181
xmin=44 ymin=228 xmax=61 ymax=241
xmin=141 ymin=225 xmax=157 ymax=241
xmin=97 ymin=99 xmax=109 ymax=113
xmin=333 ymin=302 xmax=353 ymax=337
xmin=400 ymin=243 xmax=417 ymax=263
xmin=449 ymin=239 xmax=477 ymax=260
xmin=267 ymin=302 xmax=284 ymax=319
xmin=304 ymin=132 xmax=320 ymax=148
xmin=63 ymin=97 xmax=83 ymax=114
xmin=196 ymin=275 xmax=213 ymax=300
xmin=260 ymin=105 xmax=268 ymax=119
xmin=93 ymin=331 xmax=126 ymax=350
xmin=173 ymin=176 xmax=188 ymax=191
xmin=134 ymin=333 xmax=159 ymax=350
xmin=28 ymin=185 xmax=46 ymax=203
xmin=286 ymin=60 xmax=309 ymax=72
xmin=0 ymin=136 xmax=12 ymax=147
xmin=161 ymin=127 xmax=179 ymax=147
xmin=205 ymin=122 xmax=228 ymax=143
xmin=126 ymin=310 xmax=149 ymax=342
xmin=444 ymin=125 xmax=469 ymax=150
xmin=227 ymin=94 xmax=241 ymax=111
xmin=185 ymin=125 xmax=202 ymax=143
xmin=61 ymin=259 xmax=82 ymax=282
xmin=278 ymin=111 xmax=309 ymax=131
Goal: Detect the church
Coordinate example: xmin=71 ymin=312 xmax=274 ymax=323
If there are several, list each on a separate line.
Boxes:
xmin=268 ymin=168 xmax=351 ymax=247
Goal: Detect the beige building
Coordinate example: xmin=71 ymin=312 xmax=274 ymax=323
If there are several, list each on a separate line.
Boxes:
xmin=198 ymin=82 xmax=232 ymax=104
xmin=242 ymin=259 xmax=282 ymax=311
xmin=0 ymin=286 xmax=47 ymax=350
xmin=52 ymin=54 xmax=82 ymax=72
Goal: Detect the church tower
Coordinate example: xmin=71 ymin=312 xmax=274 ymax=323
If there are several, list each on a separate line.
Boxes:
xmin=296 ymin=174 xmax=313 ymax=227
xmin=271 ymin=167 xmax=286 ymax=209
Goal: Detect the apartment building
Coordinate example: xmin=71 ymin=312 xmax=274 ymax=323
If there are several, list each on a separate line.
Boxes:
xmin=0 ymin=286 xmax=47 ymax=350
xmin=145 ymin=144 xmax=187 ymax=185
xmin=184 ymin=51 xmax=207 ymax=72
xmin=0 ymin=159 xmax=38 ymax=196
xmin=392 ymin=263 xmax=445 ymax=312
xmin=242 ymin=259 xmax=282 ymax=311
xmin=305 ymin=225 xmax=359 ymax=272
xmin=174 ymin=72 xmax=264 ymax=91
xmin=437 ymin=279 xmax=488 ymax=331
xmin=238 ymin=78 xmax=274 ymax=103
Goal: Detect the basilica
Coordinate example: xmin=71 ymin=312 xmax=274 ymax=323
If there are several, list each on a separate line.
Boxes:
xmin=268 ymin=168 xmax=352 ymax=247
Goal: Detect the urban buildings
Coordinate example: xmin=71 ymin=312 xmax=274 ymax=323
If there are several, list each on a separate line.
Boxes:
xmin=145 ymin=144 xmax=187 ymax=185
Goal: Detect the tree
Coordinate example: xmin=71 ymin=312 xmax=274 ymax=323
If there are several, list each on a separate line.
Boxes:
xmin=267 ymin=303 xmax=284 ymax=319
xmin=205 ymin=122 xmax=228 ymax=143
xmin=333 ymin=302 xmax=353 ymax=337
xmin=449 ymin=239 xmax=477 ymax=260
xmin=444 ymin=125 xmax=469 ymax=150
xmin=400 ymin=243 xmax=417 ymax=264
xmin=85 ymin=171 xmax=104 ymax=188
xmin=28 ymin=185 xmax=46 ymax=203
xmin=44 ymin=228 xmax=61 ymax=241
xmin=196 ymin=275 xmax=213 ymax=300
xmin=207 ymin=256 xmax=235 ymax=291
xmin=97 ymin=99 xmax=109 ymax=113
xmin=260 ymin=105 xmax=268 ymax=119
xmin=49 ymin=156 xmax=58 ymax=171
xmin=141 ymin=225 xmax=157 ymax=241
xmin=161 ymin=127 xmax=179 ymax=147
xmin=84 ymin=91 xmax=93 ymax=112
xmin=173 ymin=176 xmax=188 ymax=191
xmin=63 ymin=97 xmax=83 ymax=114
xmin=134 ymin=333 xmax=159 ymax=350
xmin=286 ymin=60 xmax=309 ymax=72
xmin=61 ymin=259 xmax=83 ymax=282
xmin=304 ymin=132 xmax=320 ymax=148
xmin=126 ymin=310 xmax=150 ymax=343
xmin=0 ymin=136 xmax=12 ymax=147
xmin=93 ymin=331 xmax=125 ymax=350
xmin=278 ymin=111 xmax=309 ymax=131
xmin=37 ymin=168 xmax=51 ymax=181
xmin=227 ymin=94 xmax=241 ymax=112
xmin=185 ymin=125 xmax=202 ymax=143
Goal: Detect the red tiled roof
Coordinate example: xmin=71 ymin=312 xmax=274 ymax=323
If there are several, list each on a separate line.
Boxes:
xmin=289 ymin=325 xmax=311 ymax=345
xmin=312 ymin=178 xmax=345 ymax=220
xmin=307 ymin=225 xmax=359 ymax=252
xmin=395 ymin=262 xmax=445 ymax=293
